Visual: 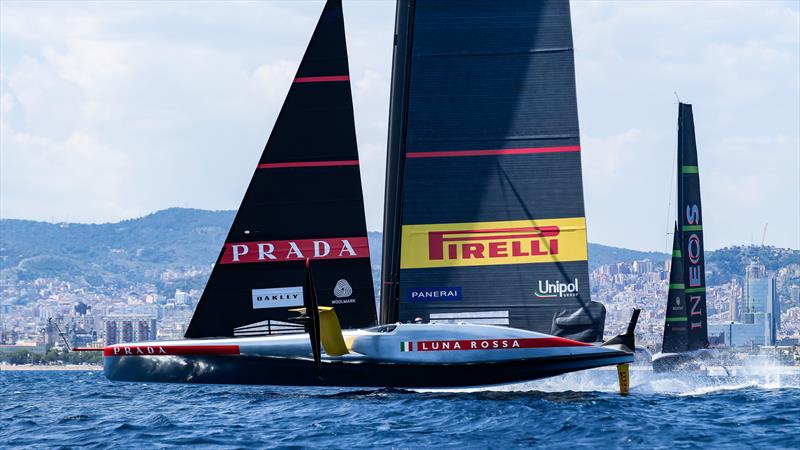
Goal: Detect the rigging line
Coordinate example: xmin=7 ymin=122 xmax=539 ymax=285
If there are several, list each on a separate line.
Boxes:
xmin=664 ymin=98 xmax=680 ymax=254
xmin=48 ymin=318 xmax=72 ymax=351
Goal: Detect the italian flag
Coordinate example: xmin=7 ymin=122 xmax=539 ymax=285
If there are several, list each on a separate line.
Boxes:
xmin=400 ymin=341 xmax=414 ymax=352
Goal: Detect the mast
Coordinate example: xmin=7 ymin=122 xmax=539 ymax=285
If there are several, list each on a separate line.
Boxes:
xmin=677 ymin=102 xmax=709 ymax=349
xmin=662 ymin=222 xmax=688 ymax=353
xmin=380 ymin=0 xmax=416 ymax=324
xmin=185 ymin=0 xmax=377 ymax=338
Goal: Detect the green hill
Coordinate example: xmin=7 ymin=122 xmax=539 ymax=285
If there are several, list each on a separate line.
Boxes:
xmin=2 ymin=208 xmax=797 ymax=294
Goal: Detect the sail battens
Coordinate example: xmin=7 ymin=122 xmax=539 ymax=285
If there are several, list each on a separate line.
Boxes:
xmin=418 ymin=47 xmax=573 ymax=58
xmin=669 ymin=283 xmax=685 ymax=290
xmin=685 ymin=287 xmax=705 ymax=294
xmin=406 ymin=146 xmax=580 ymax=159
xmin=682 ymin=225 xmax=703 ymax=231
xmin=257 ymin=160 xmax=359 ymax=169
xmin=294 ymin=75 xmax=350 ymax=83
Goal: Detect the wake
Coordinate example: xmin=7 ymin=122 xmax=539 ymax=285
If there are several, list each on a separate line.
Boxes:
xmin=412 ymin=357 xmax=800 ymax=396
xmin=512 ymin=358 xmax=800 ymax=396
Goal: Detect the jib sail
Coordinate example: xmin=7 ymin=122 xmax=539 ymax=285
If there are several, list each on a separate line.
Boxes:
xmin=380 ymin=0 xmax=605 ymax=342
xmin=186 ymin=0 xmax=376 ymax=338
xmin=677 ymin=103 xmax=708 ymax=350
xmin=662 ymin=222 xmax=688 ymax=353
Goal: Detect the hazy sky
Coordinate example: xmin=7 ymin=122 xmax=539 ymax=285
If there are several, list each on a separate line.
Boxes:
xmin=1 ymin=1 xmax=798 ymax=252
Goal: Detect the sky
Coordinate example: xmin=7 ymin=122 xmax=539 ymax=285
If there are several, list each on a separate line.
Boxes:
xmin=1 ymin=0 xmax=798 ymax=252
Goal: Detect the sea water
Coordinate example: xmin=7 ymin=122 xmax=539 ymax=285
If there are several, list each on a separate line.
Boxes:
xmin=2 ymin=366 xmax=799 ymax=449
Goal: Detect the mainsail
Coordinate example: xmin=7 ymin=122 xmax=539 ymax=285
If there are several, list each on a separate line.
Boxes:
xmin=380 ymin=0 xmax=604 ymax=342
xmin=186 ymin=0 xmax=377 ymax=338
xmin=662 ymin=222 xmax=688 ymax=353
xmin=677 ymin=102 xmax=709 ymax=349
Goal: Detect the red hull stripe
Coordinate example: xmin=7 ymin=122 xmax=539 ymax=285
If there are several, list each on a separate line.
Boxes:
xmin=293 ymin=75 xmax=350 ymax=83
xmin=406 ymin=146 xmax=581 ymax=159
xmin=221 ymin=237 xmax=369 ymax=265
xmin=257 ymin=160 xmax=359 ymax=169
xmin=416 ymin=337 xmax=592 ymax=352
xmin=104 ymin=345 xmax=240 ymax=357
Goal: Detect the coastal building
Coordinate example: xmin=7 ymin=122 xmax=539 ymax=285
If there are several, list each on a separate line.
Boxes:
xmin=102 ymin=315 xmax=157 ymax=345
xmin=708 ymin=322 xmax=764 ymax=347
xmin=729 ymin=279 xmax=741 ymax=322
xmin=791 ymin=285 xmax=800 ymax=308
xmin=740 ymin=260 xmax=780 ymax=345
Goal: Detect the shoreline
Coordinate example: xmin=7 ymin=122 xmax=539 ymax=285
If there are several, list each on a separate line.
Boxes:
xmin=1 ymin=364 xmax=102 ymax=371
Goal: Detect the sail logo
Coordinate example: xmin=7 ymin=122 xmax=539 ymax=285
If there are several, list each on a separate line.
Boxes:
xmin=399 ymin=218 xmax=588 ymax=269
xmin=331 ymin=279 xmax=356 ymax=305
xmin=251 ymin=286 xmax=304 ymax=309
xmin=411 ymin=337 xmax=591 ymax=351
xmin=334 ymin=279 xmax=353 ymax=298
xmin=406 ymin=287 xmax=462 ymax=302
xmin=684 ymin=203 xmax=705 ymax=330
xmin=220 ymin=237 xmax=369 ymax=265
xmin=535 ymin=279 xmax=580 ymax=298
xmin=104 ymin=345 xmax=240 ymax=357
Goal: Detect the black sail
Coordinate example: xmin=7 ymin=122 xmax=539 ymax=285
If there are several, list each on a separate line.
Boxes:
xmin=677 ymin=103 xmax=708 ymax=349
xmin=381 ymin=0 xmax=604 ymax=342
xmin=186 ymin=0 xmax=376 ymax=338
xmin=662 ymin=222 xmax=688 ymax=353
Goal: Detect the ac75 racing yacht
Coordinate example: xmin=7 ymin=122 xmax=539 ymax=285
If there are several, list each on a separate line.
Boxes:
xmin=83 ymin=0 xmax=639 ymax=392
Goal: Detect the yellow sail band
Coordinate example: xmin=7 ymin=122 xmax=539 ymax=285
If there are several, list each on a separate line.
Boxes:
xmin=400 ymin=217 xmax=588 ymax=269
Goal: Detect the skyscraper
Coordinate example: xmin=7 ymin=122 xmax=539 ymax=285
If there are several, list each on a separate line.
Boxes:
xmin=743 ymin=259 xmax=780 ymax=346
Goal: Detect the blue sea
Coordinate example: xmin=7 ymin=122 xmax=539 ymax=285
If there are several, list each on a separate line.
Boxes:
xmin=2 ymin=368 xmax=799 ymax=449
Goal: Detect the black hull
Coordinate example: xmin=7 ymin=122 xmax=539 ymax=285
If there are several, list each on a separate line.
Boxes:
xmin=105 ymin=353 xmax=631 ymax=388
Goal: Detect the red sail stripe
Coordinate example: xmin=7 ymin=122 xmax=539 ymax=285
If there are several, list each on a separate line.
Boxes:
xmin=406 ymin=146 xmax=581 ymax=159
xmin=104 ymin=345 xmax=240 ymax=357
xmin=415 ymin=337 xmax=592 ymax=352
xmin=293 ymin=75 xmax=350 ymax=83
xmin=257 ymin=160 xmax=359 ymax=169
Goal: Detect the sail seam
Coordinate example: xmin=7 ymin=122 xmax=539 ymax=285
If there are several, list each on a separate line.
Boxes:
xmin=257 ymin=160 xmax=359 ymax=169
xmin=294 ymin=75 xmax=350 ymax=83
xmin=406 ymin=146 xmax=580 ymax=159
xmin=409 ymin=133 xmax=578 ymax=143
xmin=418 ymin=47 xmax=572 ymax=57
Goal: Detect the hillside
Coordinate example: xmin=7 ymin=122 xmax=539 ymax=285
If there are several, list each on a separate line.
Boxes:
xmin=0 ymin=209 xmax=235 ymax=286
xmin=2 ymin=208 xmax=797 ymax=291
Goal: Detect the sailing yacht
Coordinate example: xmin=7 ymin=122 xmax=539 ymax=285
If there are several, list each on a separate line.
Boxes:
xmin=98 ymin=0 xmax=638 ymax=388
xmin=652 ymin=103 xmax=713 ymax=372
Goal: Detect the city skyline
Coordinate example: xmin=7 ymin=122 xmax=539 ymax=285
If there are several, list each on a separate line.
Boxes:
xmin=1 ymin=1 xmax=798 ymax=253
